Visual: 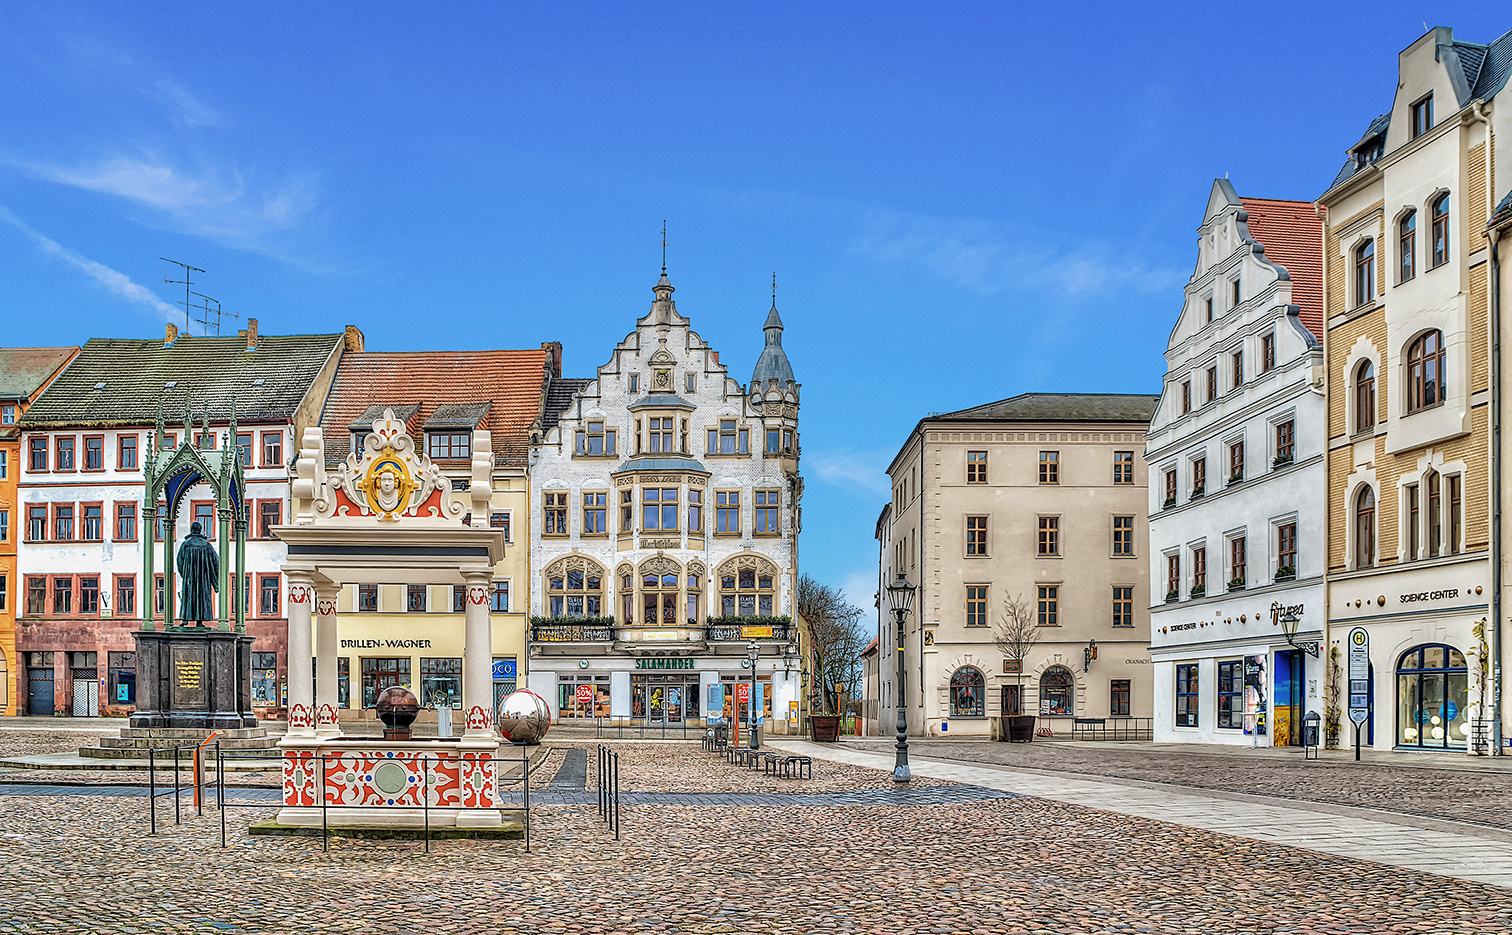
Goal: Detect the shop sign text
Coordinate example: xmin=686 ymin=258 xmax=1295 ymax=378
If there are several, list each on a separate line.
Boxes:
xmin=1400 ymin=588 xmax=1458 ymax=604
xmin=634 ymin=657 xmax=695 ymax=670
xmin=341 ymin=639 xmax=433 ymax=649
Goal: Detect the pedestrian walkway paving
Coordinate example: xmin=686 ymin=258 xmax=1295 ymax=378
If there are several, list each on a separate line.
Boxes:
xmin=0 ymin=779 xmax=1012 ymax=808
xmin=773 ymin=739 xmax=1512 ymax=888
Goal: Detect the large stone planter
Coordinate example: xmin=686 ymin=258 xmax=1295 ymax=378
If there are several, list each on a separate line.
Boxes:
xmin=810 ymin=715 xmax=842 ymax=743
xmin=1006 ymin=715 xmax=1037 ymax=743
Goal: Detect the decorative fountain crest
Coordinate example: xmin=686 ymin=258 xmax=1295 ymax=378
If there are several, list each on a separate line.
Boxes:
xmin=293 ymin=408 xmax=490 ymax=525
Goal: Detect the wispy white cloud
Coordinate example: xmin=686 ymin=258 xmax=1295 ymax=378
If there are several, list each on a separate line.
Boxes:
xmin=0 ymin=204 xmax=178 ymax=320
xmin=150 ymin=79 xmax=221 ymax=128
xmin=10 ymin=154 xmax=321 ymax=251
xmin=850 ymin=210 xmax=1183 ymax=297
xmin=810 ymin=450 xmax=891 ymax=497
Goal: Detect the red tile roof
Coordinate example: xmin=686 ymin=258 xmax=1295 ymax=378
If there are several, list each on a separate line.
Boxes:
xmin=319 ymin=349 xmax=550 ymax=463
xmin=1241 ymin=198 xmax=1324 ymax=339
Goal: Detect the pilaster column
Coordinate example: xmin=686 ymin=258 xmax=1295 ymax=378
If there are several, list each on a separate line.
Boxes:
xmin=285 ymin=571 xmax=316 ymax=738
xmin=314 ymin=584 xmax=342 ymax=737
xmin=462 ymin=570 xmax=495 ymax=739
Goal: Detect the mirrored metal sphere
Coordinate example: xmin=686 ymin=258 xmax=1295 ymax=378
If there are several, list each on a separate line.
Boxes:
xmin=497 ymin=689 xmax=552 ymax=745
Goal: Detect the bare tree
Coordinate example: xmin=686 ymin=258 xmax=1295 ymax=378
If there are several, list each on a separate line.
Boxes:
xmin=992 ymin=593 xmax=1039 ymax=714
xmin=797 ymin=574 xmax=867 ymax=716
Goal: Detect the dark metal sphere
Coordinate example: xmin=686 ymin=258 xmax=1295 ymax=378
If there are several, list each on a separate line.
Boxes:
xmin=374 ymin=686 xmax=420 ymax=729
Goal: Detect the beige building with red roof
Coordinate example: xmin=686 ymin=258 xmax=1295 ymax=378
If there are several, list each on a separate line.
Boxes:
xmin=1145 ymin=179 xmax=1326 ymax=747
xmin=313 ymin=345 xmax=558 ymax=719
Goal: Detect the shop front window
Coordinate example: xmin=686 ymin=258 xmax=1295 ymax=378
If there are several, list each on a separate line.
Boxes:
xmin=949 ymin=666 xmax=984 ymax=716
xmin=361 ymin=657 xmax=411 ymax=707
xmin=419 ymin=657 xmax=462 ymax=709
xmin=1396 ymin=644 xmax=1468 ymax=748
xmin=251 ymin=652 xmax=279 ymax=707
xmin=559 ymin=675 xmax=611 ymax=719
xmin=1040 ymin=666 xmax=1074 ymax=716
xmin=1217 ymin=660 xmax=1243 ymax=729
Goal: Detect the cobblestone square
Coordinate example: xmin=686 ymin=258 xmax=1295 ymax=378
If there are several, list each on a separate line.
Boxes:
xmin=2 ymin=730 xmax=1511 ymax=934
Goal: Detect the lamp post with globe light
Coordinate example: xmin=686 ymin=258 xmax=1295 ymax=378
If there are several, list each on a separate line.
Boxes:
xmin=886 ymin=572 xmax=916 ymax=783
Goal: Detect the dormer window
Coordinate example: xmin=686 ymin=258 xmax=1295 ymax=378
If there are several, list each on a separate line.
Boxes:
xmin=426 ymin=431 xmax=471 ymax=460
xmin=1352 ymin=135 xmax=1384 ymax=169
xmin=1411 ymin=94 xmax=1433 ymax=139
xmin=575 ymin=421 xmax=617 ymax=456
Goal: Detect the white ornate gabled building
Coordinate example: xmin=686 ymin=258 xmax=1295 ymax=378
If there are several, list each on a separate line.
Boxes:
xmin=526 ymin=269 xmax=805 ymax=731
xmin=1146 ymin=179 xmax=1326 ymax=747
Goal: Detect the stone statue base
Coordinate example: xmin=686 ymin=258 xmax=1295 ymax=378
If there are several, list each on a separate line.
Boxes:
xmin=130 ymin=629 xmax=258 ymax=730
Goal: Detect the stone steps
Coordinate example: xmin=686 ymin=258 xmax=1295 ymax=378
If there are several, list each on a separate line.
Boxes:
xmin=77 ymin=725 xmax=280 ymax=759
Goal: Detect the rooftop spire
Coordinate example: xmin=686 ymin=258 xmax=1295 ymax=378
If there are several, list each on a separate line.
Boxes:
xmin=752 ymin=274 xmax=794 ymax=387
xmin=660 ymin=220 xmax=668 ymax=277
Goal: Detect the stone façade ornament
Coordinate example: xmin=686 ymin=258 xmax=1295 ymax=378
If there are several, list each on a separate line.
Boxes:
xmin=300 ymin=408 xmax=470 ymax=523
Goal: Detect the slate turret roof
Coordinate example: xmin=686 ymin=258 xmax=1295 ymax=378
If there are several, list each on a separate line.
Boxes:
xmin=750 ymin=302 xmax=795 ymax=387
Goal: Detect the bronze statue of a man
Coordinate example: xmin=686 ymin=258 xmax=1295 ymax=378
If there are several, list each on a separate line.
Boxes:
xmin=177 ymin=521 xmax=220 ymax=628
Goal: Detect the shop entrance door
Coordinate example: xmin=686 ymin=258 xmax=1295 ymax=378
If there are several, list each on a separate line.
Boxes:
xmin=1001 ymin=684 xmax=1021 ymax=716
xmin=27 ymin=666 xmax=54 ymax=715
xmin=1273 ymin=650 xmax=1302 ymax=746
xmin=645 ymin=676 xmax=685 ymax=724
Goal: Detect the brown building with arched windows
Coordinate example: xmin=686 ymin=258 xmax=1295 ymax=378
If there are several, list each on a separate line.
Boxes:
xmin=1319 ymin=26 xmax=1510 ymax=754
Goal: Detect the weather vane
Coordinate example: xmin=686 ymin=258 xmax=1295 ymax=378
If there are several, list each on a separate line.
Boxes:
xmin=660 ymin=220 xmax=668 ymax=274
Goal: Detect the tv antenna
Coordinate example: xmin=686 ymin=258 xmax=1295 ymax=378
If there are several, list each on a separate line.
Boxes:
xmin=189 ymin=291 xmax=239 ymax=336
xmin=159 ymin=257 xmax=204 ymax=332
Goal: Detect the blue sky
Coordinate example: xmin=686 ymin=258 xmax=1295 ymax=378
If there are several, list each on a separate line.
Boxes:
xmin=1 ymin=2 xmax=1507 ymax=608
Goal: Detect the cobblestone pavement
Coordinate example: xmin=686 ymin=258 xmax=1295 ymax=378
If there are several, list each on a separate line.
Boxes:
xmin=848 ymin=739 xmax=1512 ymax=829
xmin=3 ymin=786 xmax=1511 ymax=932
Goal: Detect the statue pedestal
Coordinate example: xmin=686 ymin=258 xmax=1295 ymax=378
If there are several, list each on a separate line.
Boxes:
xmin=131 ymin=629 xmax=257 ymax=730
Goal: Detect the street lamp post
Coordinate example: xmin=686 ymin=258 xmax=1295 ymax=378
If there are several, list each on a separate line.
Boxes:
xmin=886 ymin=572 xmax=917 ymax=783
xmin=1277 ymin=608 xmax=1318 ymax=657
xmin=747 ymin=639 xmax=760 ymax=750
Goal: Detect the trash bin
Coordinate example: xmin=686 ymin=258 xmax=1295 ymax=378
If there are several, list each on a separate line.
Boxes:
xmin=1302 ymin=710 xmax=1321 ymax=759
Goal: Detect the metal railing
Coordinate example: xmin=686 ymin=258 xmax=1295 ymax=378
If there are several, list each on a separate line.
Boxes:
xmin=704 ymin=623 xmax=795 ymax=642
xmin=1070 ymin=717 xmax=1154 ymax=741
xmin=593 ymin=716 xmax=698 ymax=740
xmin=531 ymin=623 xmax=616 ymax=642
xmin=595 ymin=745 xmax=621 ymax=839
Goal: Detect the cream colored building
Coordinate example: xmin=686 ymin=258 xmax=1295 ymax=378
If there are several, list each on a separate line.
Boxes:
xmin=877 ymin=394 xmax=1158 ymax=737
xmin=1320 ymin=26 xmax=1510 ymax=753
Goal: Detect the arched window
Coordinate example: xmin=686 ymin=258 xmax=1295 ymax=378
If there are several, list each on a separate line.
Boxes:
xmin=1354 ymin=239 xmax=1375 ymax=306
xmin=1396 ymin=644 xmax=1468 ymax=748
xmin=639 ymin=556 xmax=682 ymax=626
xmin=1399 ymin=211 xmax=1416 ymax=281
xmin=1355 ymin=360 xmax=1376 ymax=432
xmin=1040 ymin=665 xmax=1074 ymax=715
xmin=543 ymin=555 xmax=605 ymax=618
xmin=1430 ymin=193 xmax=1450 ymax=268
xmin=949 ymin=667 xmax=984 ymax=716
xmin=1407 ymin=330 xmax=1446 ymax=412
xmin=716 ymin=555 xmax=778 ymax=618
xmin=618 ymin=564 xmax=634 ymax=623
xmin=1354 ymin=487 xmax=1376 ymax=568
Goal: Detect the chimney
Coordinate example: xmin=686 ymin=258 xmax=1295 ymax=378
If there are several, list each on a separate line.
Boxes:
xmin=344 ymin=325 xmax=365 ymax=353
xmin=244 ymin=318 xmax=259 ymax=350
xmin=541 ymin=341 xmax=563 ymax=378
xmin=165 ymin=322 xmax=178 ymax=345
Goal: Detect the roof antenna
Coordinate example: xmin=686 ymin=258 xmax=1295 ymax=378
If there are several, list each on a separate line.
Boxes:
xmin=160 ymin=257 xmax=204 ymax=334
xmin=189 ymin=292 xmax=240 ymax=336
xmin=660 ymin=220 xmax=668 ymax=276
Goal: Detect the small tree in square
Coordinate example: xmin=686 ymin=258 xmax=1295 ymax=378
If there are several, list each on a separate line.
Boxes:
xmin=798 ymin=574 xmax=867 ymax=717
xmin=993 ymin=592 xmax=1040 ymax=713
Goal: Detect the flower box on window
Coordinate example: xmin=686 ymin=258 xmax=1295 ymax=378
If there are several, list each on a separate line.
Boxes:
xmin=1228 ymin=577 xmax=1246 ymax=591
xmin=1190 ymin=486 xmax=1205 ymax=499
xmin=1274 ymin=566 xmax=1296 ymax=582
xmin=1165 ymin=589 xmax=1180 ymax=603
xmin=1189 ymin=585 xmax=1206 ymax=598
xmin=1272 ymin=453 xmax=1294 ymax=468
xmin=1162 ymin=496 xmax=1177 ymax=509
xmin=1229 ymin=472 xmax=1244 ymax=485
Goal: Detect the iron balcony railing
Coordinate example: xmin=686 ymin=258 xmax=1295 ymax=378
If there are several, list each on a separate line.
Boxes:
xmin=530 ymin=623 xmax=615 ymax=642
xmin=529 ymin=619 xmax=796 ymax=643
xmin=705 ymin=622 xmax=795 ymax=642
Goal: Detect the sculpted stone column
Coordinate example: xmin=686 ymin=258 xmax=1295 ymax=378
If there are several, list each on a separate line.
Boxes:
xmin=462 ymin=570 xmax=495 ymax=739
xmin=314 ymin=584 xmax=342 ymax=737
xmin=284 ymin=571 xmax=316 ymax=738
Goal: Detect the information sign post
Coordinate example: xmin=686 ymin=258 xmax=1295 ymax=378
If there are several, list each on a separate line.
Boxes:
xmin=1347 ymin=627 xmax=1371 ymax=761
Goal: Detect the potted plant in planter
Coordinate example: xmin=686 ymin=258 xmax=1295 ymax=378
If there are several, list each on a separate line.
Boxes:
xmin=1165 ymin=588 xmax=1180 ymax=603
xmin=1274 ymin=565 xmax=1296 ymax=582
xmin=1190 ymin=584 xmax=1205 ymax=598
xmin=797 ymin=574 xmax=866 ymax=743
xmin=993 ymin=593 xmax=1041 ymax=742
xmin=1228 ymin=576 xmax=1246 ymax=592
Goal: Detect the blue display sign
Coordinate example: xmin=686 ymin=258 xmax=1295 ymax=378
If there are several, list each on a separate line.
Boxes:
xmin=707 ymin=684 xmax=725 ymax=722
xmin=492 ymin=659 xmax=517 ymax=681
